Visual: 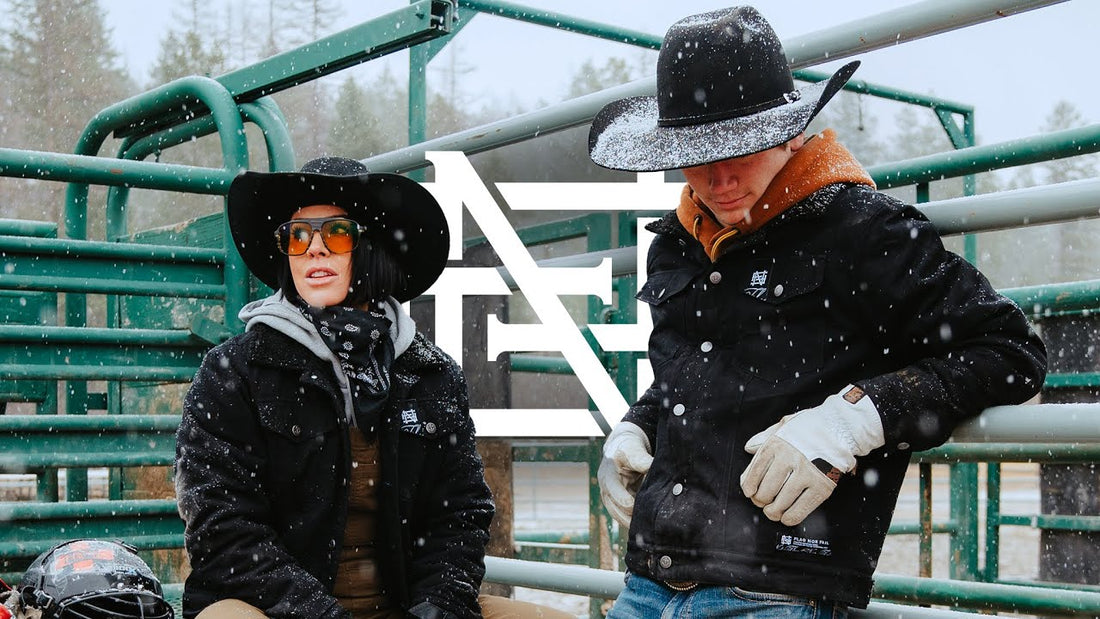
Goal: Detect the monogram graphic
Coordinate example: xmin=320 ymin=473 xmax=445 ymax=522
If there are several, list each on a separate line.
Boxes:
xmin=420 ymin=152 xmax=684 ymax=437
xmin=745 ymin=269 xmax=769 ymax=299
xmin=400 ymin=407 xmax=422 ymax=434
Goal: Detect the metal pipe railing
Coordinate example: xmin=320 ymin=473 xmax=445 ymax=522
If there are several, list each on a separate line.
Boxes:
xmin=364 ymin=0 xmax=1064 ymax=173
xmin=782 ymin=0 xmax=1066 ymax=66
xmin=948 ymin=403 xmax=1100 ymax=443
xmin=456 ymin=0 xmax=660 ymax=48
xmin=795 ymin=68 xmax=973 ymax=115
xmin=871 ymin=124 xmax=1100 ymax=191
xmin=918 ymin=174 xmax=1100 ymax=235
xmin=482 ymin=556 xmax=1100 ymax=617
xmin=0 ymin=147 xmax=233 ymax=194
xmin=488 ymin=174 xmax=1100 ymax=289
xmin=872 ymin=573 xmax=1100 ymax=616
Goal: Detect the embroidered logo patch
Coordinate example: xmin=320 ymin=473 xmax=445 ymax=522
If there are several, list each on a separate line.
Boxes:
xmin=745 ymin=269 xmax=769 ymax=299
xmin=843 ymin=386 xmax=865 ymax=404
xmin=400 ymin=406 xmax=435 ymax=435
xmin=777 ymin=534 xmax=833 ymax=557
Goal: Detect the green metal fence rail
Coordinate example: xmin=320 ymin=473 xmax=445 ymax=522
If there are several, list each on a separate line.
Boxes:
xmin=376 ymin=0 xmax=1063 ymax=174
xmin=477 ymin=557 xmax=1100 ymax=618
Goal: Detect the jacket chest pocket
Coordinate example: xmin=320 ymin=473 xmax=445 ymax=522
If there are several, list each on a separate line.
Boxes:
xmin=637 ymin=269 xmax=703 ymax=367
xmin=255 ymin=382 xmax=342 ymax=497
xmin=733 ymin=254 xmax=827 ymax=384
xmin=636 ymin=269 xmax=697 ymax=307
xmin=256 ymin=383 xmax=340 ymax=444
xmin=392 ymin=398 xmax=448 ymax=502
xmin=737 ymin=255 xmax=825 ymax=307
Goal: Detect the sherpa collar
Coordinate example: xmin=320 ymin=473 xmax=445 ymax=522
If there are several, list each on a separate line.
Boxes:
xmin=677 ymin=129 xmax=875 ymax=261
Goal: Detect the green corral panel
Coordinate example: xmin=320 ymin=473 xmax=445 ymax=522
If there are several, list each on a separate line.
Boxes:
xmin=0 ymin=290 xmax=57 ymax=403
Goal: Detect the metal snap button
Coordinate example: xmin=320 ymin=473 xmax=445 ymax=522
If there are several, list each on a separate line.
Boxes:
xmin=672 ymin=483 xmax=684 ymax=496
xmin=709 ymin=271 xmax=722 ymax=284
xmin=291 ymin=425 xmax=302 ymax=437
xmin=659 ymin=555 xmax=673 ymax=569
xmin=673 ymin=403 xmax=685 ymax=416
xmin=897 ymin=442 xmax=910 ymax=451
xmin=700 ymin=341 xmax=713 ymax=352
xmin=774 ymin=284 xmax=785 ymax=297
xmin=425 ymin=422 xmax=437 ymax=434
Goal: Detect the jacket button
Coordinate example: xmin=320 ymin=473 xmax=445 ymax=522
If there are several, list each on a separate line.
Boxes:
xmin=659 ymin=555 xmax=673 ymax=569
xmin=774 ymin=284 xmax=785 ymax=297
xmin=700 ymin=341 xmax=713 ymax=352
xmin=708 ymin=271 xmax=722 ymax=284
xmin=291 ymin=425 xmax=302 ymax=437
xmin=673 ymin=403 xmax=685 ymax=416
xmin=897 ymin=442 xmax=910 ymax=450
xmin=425 ymin=422 xmax=437 ymax=434
xmin=672 ymin=483 xmax=684 ymax=496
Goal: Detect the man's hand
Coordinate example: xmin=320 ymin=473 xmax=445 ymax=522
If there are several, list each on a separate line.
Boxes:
xmin=598 ymin=421 xmax=653 ymax=527
xmin=739 ymin=386 xmax=884 ymax=526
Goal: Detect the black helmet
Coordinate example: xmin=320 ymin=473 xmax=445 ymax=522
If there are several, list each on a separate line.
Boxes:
xmin=19 ymin=539 xmax=173 ymax=619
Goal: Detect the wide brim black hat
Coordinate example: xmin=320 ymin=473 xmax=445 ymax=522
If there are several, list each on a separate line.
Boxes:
xmin=227 ymin=157 xmax=449 ymax=302
xmin=588 ymin=6 xmax=859 ymax=172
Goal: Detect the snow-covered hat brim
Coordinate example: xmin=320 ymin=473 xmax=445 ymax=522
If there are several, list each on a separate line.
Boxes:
xmin=588 ymin=61 xmax=859 ymax=172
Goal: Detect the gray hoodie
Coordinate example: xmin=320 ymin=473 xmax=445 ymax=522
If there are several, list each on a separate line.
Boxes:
xmin=237 ymin=292 xmax=416 ymax=425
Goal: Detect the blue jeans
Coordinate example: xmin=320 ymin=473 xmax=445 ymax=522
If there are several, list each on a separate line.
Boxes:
xmin=608 ymin=573 xmax=849 ymax=619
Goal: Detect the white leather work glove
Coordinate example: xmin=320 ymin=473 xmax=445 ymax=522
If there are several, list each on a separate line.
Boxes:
xmin=597 ymin=421 xmax=653 ymax=528
xmin=739 ymin=385 xmax=885 ymax=526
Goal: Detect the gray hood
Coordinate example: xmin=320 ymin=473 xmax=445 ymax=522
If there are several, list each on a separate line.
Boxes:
xmin=238 ymin=292 xmax=416 ymax=425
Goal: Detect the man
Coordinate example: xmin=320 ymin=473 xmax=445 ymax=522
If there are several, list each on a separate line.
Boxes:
xmin=588 ymin=6 xmax=1046 ymax=617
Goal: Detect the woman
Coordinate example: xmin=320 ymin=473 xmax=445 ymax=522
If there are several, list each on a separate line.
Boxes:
xmin=175 ymin=157 xmax=570 ymax=619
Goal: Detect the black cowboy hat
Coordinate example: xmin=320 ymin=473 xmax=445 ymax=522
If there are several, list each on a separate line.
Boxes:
xmin=588 ymin=6 xmax=859 ymax=172
xmin=227 ymin=157 xmax=449 ymax=302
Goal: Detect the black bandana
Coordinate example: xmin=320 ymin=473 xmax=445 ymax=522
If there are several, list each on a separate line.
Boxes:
xmin=297 ymin=302 xmax=394 ymax=435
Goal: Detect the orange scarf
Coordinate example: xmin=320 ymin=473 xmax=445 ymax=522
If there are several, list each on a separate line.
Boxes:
xmin=677 ymin=129 xmax=875 ymax=261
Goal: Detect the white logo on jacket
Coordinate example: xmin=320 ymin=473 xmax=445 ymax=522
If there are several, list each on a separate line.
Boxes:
xmin=746 ymin=269 xmax=769 ymax=299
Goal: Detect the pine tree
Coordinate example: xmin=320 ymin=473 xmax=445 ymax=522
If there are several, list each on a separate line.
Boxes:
xmin=1035 ymin=102 xmax=1099 ymax=283
xmin=566 ymin=57 xmax=636 ymax=99
xmin=808 ymin=91 xmax=886 ymax=167
xmin=128 ymin=0 xmax=237 ymax=232
xmin=980 ymin=102 xmax=1098 ymax=287
xmin=148 ymin=0 xmax=227 ymax=85
xmin=270 ymin=0 xmax=342 ymax=161
xmin=1035 ymin=102 xmax=1099 ymax=185
xmin=328 ymin=76 xmax=382 ymax=158
xmin=0 ymin=0 xmax=134 ymax=229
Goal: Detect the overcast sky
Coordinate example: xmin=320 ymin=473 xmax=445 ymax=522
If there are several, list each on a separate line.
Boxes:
xmin=98 ymin=1 xmax=1097 ymax=148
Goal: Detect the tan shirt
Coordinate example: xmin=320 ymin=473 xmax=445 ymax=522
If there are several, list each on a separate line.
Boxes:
xmin=333 ymin=429 xmax=402 ymax=619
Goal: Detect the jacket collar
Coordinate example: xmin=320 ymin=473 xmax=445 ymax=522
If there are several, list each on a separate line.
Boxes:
xmin=673 ymin=129 xmax=874 ymax=261
xmin=248 ymin=324 xmax=329 ymax=372
xmin=248 ymin=323 xmax=449 ymax=389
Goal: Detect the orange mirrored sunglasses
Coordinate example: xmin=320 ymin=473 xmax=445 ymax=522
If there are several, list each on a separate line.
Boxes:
xmin=275 ymin=217 xmax=365 ymax=255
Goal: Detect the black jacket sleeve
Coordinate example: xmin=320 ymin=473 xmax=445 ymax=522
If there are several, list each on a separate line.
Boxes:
xmin=623 ymin=381 xmax=662 ymax=447
xmin=175 ymin=344 xmax=350 ymax=619
xmin=852 ymin=200 xmax=1047 ymax=451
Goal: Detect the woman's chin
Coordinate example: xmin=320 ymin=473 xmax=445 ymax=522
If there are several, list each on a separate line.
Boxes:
xmin=298 ymin=287 xmax=347 ymax=308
